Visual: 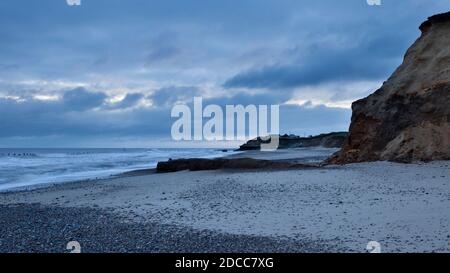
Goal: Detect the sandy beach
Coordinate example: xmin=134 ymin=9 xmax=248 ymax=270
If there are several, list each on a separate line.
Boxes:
xmin=2 ymin=0 xmax=450 ymax=260
xmin=0 ymin=150 xmax=448 ymax=253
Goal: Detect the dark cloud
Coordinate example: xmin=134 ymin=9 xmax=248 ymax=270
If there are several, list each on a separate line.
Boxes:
xmin=150 ymin=86 xmax=203 ymax=107
xmin=145 ymin=45 xmax=180 ymax=65
xmin=62 ymin=88 xmax=107 ymax=111
xmin=1 ymin=0 xmax=450 ymax=146
xmin=2 ymin=0 xmax=447 ymax=82
xmin=144 ymin=32 xmax=183 ymax=64
xmin=223 ymin=25 xmax=413 ymax=89
xmin=0 ymin=96 xmax=170 ymax=138
xmin=0 ymin=88 xmax=350 ymax=141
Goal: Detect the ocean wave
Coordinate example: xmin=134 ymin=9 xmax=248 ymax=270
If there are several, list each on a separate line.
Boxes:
xmin=0 ymin=148 xmax=236 ymax=192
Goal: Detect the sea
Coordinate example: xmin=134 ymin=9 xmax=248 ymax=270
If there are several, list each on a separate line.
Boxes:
xmin=0 ymin=148 xmax=239 ymax=192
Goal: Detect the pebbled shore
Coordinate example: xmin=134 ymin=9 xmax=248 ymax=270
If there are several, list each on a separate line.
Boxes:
xmin=0 ymin=156 xmax=449 ymax=253
xmin=0 ymin=203 xmax=343 ymax=253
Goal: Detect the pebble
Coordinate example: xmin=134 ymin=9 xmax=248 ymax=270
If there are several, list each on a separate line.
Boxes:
xmin=0 ymin=203 xmax=345 ymax=253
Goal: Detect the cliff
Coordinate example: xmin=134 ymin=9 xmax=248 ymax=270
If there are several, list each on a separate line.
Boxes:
xmin=329 ymin=12 xmax=450 ymax=163
xmin=238 ymin=132 xmax=348 ymax=151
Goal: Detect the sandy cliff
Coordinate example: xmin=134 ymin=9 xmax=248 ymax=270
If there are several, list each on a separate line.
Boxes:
xmin=329 ymin=12 xmax=450 ymax=163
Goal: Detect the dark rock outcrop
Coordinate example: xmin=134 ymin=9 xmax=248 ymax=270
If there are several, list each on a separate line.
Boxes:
xmin=156 ymin=158 xmax=317 ymax=173
xmin=238 ymin=132 xmax=348 ymax=151
xmin=329 ymin=12 xmax=450 ymax=163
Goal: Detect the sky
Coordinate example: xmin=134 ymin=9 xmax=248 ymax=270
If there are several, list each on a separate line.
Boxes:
xmin=0 ymin=0 xmax=449 ymax=148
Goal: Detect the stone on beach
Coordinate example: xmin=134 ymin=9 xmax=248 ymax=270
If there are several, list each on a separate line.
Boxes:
xmin=156 ymin=157 xmax=317 ymax=173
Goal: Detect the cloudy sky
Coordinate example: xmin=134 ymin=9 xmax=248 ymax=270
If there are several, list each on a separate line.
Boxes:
xmin=0 ymin=0 xmax=449 ymax=147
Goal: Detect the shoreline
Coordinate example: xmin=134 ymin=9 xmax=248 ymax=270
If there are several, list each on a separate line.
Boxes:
xmin=0 ymin=147 xmax=244 ymax=193
xmin=0 ymin=168 xmax=159 ymax=194
xmin=0 ymin=156 xmax=449 ymax=253
xmin=0 ymin=148 xmax=333 ymax=193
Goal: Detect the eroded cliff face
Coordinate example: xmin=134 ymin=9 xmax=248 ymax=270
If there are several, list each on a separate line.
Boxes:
xmin=329 ymin=12 xmax=450 ymax=163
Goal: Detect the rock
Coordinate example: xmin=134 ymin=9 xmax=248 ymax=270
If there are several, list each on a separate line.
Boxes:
xmin=238 ymin=132 xmax=348 ymax=151
xmin=156 ymin=158 xmax=317 ymax=173
xmin=329 ymin=12 xmax=450 ymax=164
